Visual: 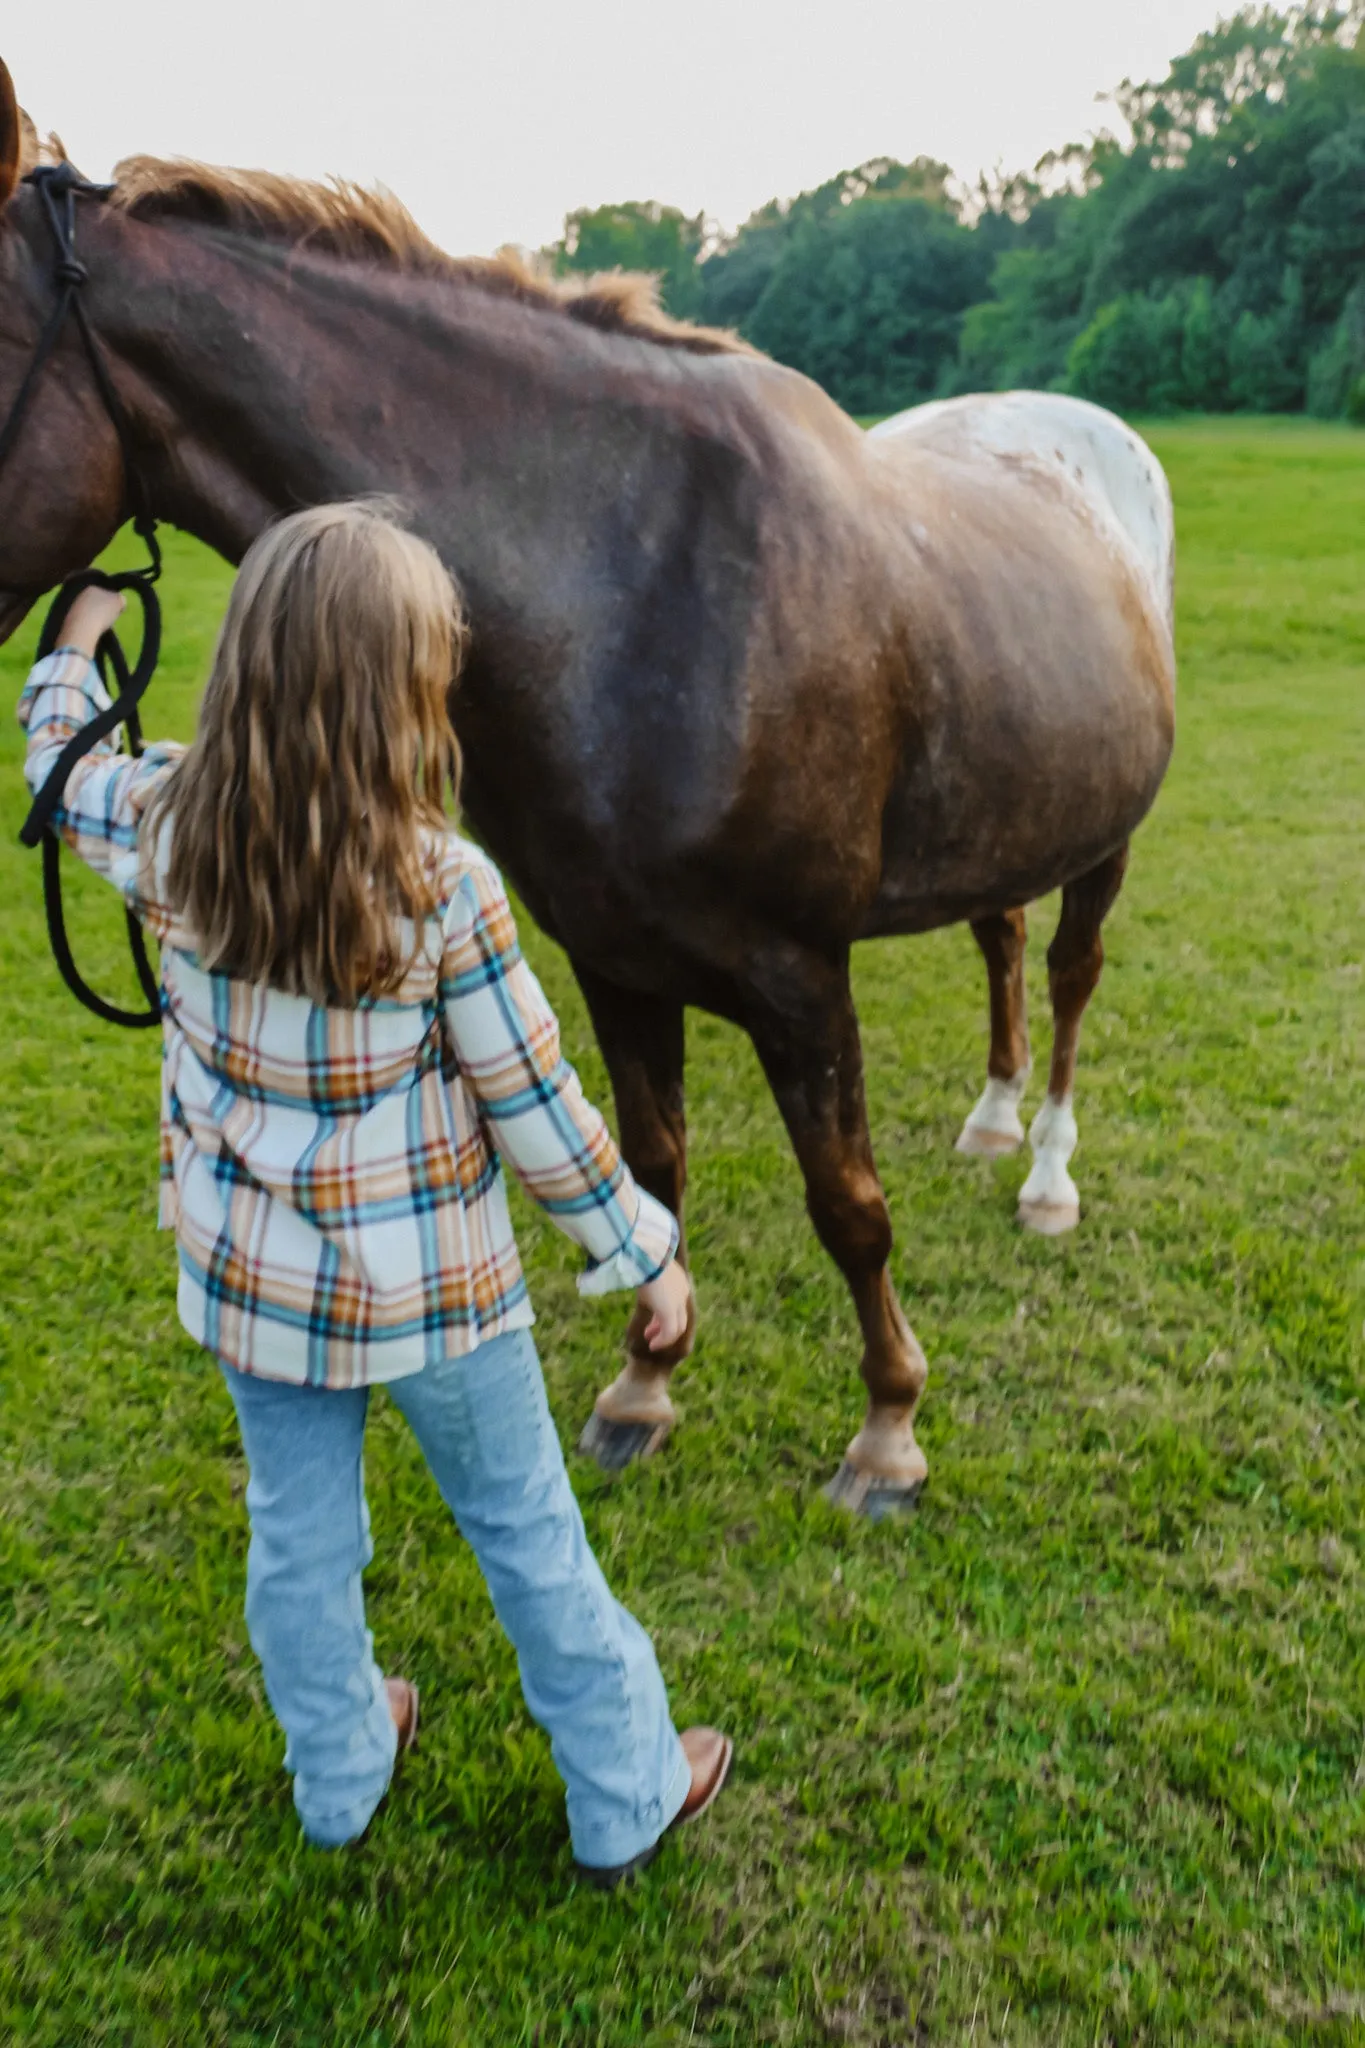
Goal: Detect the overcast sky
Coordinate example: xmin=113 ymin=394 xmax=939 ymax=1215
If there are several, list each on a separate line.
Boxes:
xmin=7 ymin=1 xmax=1226 ymax=257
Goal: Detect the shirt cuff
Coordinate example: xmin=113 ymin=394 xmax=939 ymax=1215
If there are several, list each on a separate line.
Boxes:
xmin=576 ymin=1186 xmax=680 ymax=1298
xmin=16 ymin=648 xmax=110 ymax=729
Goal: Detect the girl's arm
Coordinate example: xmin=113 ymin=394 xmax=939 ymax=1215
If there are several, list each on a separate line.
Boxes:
xmin=440 ymin=854 xmax=688 ymax=1342
xmin=17 ymin=587 xmax=181 ymax=899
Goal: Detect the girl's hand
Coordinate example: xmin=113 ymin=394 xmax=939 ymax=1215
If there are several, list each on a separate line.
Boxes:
xmin=57 ymin=586 xmax=126 ymax=659
xmin=636 ymin=1259 xmax=691 ymax=1352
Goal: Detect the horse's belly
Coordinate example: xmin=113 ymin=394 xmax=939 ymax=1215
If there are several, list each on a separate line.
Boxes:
xmin=869 ymin=654 xmax=1172 ymax=933
xmin=863 ymin=581 xmax=1178 ymax=933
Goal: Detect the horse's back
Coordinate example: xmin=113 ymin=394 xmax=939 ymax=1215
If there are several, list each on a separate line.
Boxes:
xmin=870 ymin=391 xmax=1174 ymax=636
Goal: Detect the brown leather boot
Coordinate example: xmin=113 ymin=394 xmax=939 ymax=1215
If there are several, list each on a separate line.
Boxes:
xmin=342 ymin=1677 xmax=419 ymax=1846
xmin=576 ymin=1725 xmax=733 ymax=1890
xmin=385 ymin=1675 xmax=420 ymax=1754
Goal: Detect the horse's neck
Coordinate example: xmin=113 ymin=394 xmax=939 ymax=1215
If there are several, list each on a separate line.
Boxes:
xmin=100 ymin=218 xmax=658 ymax=588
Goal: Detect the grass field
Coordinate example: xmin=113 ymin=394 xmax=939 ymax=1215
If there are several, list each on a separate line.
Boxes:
xmin=1 ymin=417 xmax=1363 ymax=2047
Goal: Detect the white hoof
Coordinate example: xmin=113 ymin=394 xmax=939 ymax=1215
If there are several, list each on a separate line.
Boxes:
xmin=957 ymin=1122 xmax=1023 ymax=1158
xmin=1018 ymin=1193 xmax=1080 ymax=1236
xmin=956 ymin=1072 xmax=1028 ymax=1157
xmin=1018 ymin=1092 xmax=1080 ymax=1237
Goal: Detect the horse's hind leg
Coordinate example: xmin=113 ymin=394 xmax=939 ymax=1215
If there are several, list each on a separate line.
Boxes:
xmin=744 ymin=952 xmax=928 ymax=1517
xmin=1018 ymin=846 xmax=1130 ymax=1236
xmin=956 ymin=907 xmax=1031 ymax=1157
xmin=571 ymin=967 xmax=694 ymax=1470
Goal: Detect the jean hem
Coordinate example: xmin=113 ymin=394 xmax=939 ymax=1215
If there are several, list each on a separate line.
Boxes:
xmin=298 ymin=1770 xmax=394 ymax=1849
xmin=569 ymin=1737 xmax=693 ymax=1870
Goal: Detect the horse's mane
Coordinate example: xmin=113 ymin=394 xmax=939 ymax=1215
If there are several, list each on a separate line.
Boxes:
xmin=110 ymin=156 xmax=751 ymax=360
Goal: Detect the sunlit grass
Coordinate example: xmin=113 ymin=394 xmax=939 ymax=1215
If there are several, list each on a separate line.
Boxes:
xmin=1 ymin=420 xmax=1362 ymax=2045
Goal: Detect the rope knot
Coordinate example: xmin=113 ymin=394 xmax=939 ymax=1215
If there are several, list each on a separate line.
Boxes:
xmin=56 ymin=257 xmax=90 ymax=288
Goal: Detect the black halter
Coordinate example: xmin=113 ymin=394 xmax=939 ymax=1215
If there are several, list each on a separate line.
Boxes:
xmin=7 ymin=163 xmax=165 ymax=1029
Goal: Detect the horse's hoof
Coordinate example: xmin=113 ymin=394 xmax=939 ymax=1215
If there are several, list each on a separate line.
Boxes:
xmin=956 ymin=1077 xmax=1028 ymax=1158
xmin=955 ymin=1122 xmax=1023 ymax=1158
xmin=1017 ymin=1194 xmax=1080 ymax=1236
xmin=822 ymin=1461 xmax=925 ymax=1519
xmin=577 ymin=1411 xmax=673 ymax=1471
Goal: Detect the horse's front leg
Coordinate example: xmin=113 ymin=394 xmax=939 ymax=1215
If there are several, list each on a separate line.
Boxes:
xmin=745 ymin=953 xmax=928 ymax=1517
xmin=571 ymin=966 xmax=694 ymax=1470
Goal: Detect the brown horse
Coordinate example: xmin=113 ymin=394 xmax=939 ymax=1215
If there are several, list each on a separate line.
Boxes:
xmin=0 ymin=67 xmax=1175 ymax=1514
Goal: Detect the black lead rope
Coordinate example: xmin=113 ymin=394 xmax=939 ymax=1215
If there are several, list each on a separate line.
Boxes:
xmin=8 ymin=162 xmax=166 ymax=1029
xmin=21 ymin=568 xmax=164 ymax=1027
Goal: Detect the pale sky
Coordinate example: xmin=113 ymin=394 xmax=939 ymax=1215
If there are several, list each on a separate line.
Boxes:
xmin=6 ymin=1 xmax=1226 ymax=258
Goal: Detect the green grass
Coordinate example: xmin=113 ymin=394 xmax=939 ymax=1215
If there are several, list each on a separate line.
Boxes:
xmin=1 ymin=419 xmax=1363 ymax=2046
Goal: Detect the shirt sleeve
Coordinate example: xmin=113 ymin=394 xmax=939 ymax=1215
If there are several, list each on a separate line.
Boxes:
xmin=17 ymin=646 xmax=182 ymax=921
xmin=439 ymin=853 xmax=679 ymax=1296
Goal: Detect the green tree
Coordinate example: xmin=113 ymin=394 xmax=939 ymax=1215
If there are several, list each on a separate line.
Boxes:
xmin=742 ymin=192 xmax=993 ymax=415
xmin=1290 ymin=115 xmax=1365 ymax=319
xmin=1067 ymin=290 xmax=1188 ymax=412
xmin=1112 ymin=1 xmax=1362 ymax=158
xmin=539 ymin=4 xmax=1365 ymax=419
xmin=949 ymin=203 xmax=1092 ymax=394
xmin=1181 ymin=277 xmax=1227 ymax=407
xmin=1306 ymin=278 xmax=1365 ymax=411
xmin=698 ymin=157 xmax=961 ymax=339
xmin=1227 ymin=274 xmax=1308 ymax=408
xmin=953 ymin=3 xmax=1365 ymax=409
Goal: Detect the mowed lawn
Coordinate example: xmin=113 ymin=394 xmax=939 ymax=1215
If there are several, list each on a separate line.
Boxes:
xmin=1 ymin=418 xmax=1363 ymax=2047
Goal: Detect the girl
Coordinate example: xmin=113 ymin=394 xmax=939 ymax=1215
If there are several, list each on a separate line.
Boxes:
xmin=17 ymin=500 xmax=731 ymax=1884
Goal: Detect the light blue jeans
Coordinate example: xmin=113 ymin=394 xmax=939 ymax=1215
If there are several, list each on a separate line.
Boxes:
xmin=219 ymin=1327 xmax=690 ymax=1864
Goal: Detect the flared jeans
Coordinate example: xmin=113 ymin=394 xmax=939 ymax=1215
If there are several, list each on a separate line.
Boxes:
xmin=219 ymin=1327 xmax=690 ymax=1865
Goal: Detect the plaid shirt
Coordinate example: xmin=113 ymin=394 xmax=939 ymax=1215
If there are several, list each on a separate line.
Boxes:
xmin=19 ymin=649 xmax=678 ymax=1387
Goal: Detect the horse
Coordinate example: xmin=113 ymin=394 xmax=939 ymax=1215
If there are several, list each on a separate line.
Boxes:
xmin=0 ymin=63 xmax=1175 ymax=1515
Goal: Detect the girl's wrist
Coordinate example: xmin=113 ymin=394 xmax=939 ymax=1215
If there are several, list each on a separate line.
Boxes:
xmin=56 ymin=589 xmax=126 ymax=658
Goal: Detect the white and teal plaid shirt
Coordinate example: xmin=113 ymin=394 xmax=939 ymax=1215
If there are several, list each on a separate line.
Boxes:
xmin=19 ymin=648 xmax=678 ymax=1387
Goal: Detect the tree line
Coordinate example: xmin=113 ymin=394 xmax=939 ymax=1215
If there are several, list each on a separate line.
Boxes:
xmin=547 ymin=3 xmax=1365 ymax=420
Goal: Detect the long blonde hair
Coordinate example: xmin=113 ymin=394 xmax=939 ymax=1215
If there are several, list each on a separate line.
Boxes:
xmin=146 ymin=501 xmax=465 ymax=1003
